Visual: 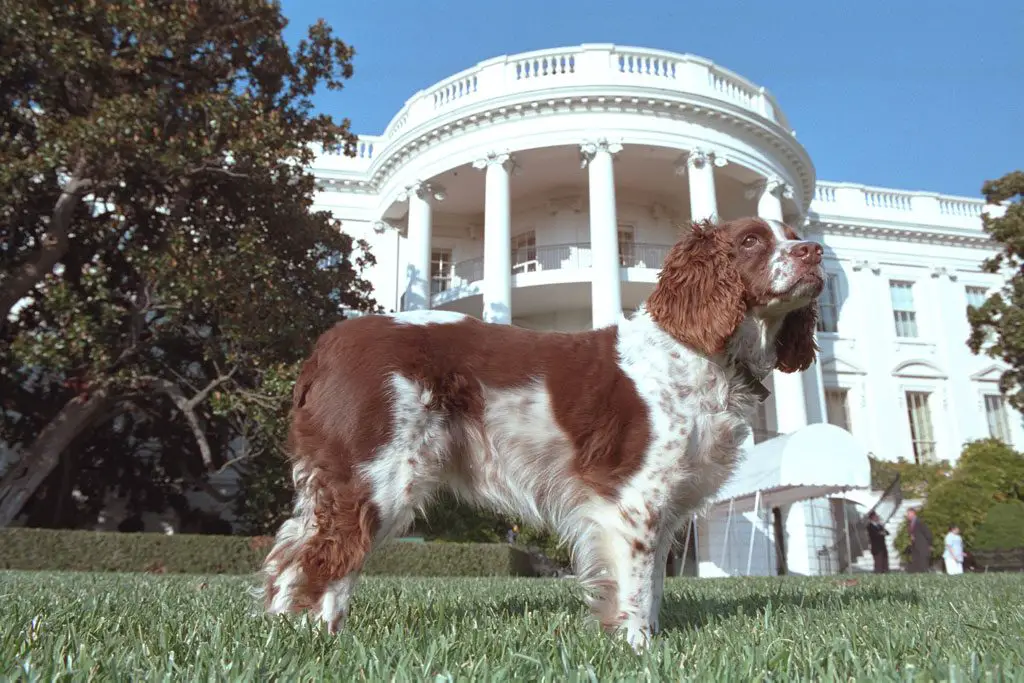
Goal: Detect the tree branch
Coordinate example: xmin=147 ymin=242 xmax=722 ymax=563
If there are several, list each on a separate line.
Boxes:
xmin=139 ymin=369 xmax=237 ymax=470
xmin=0 ymin=161 xmax=93 ymax=320
xmin=0 ymin=388 xmax=116 ymax=527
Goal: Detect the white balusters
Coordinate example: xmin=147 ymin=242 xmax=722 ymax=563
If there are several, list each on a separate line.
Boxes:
xmin=512 ymin=53 xmax=576 ymax=80
xmin=863 ymin=190 xmax=912 ymax=211
xmin=432 ymin=74 xmax=479 ymax=108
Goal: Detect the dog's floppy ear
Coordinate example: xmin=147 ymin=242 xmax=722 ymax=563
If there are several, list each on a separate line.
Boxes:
xmin=646 ymin=220 xmax=747 ymax=356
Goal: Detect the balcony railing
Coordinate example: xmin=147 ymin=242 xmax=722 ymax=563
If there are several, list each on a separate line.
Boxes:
xmin=315 ymin=45 xmax=792 ymax=172
xmin=430 ymin=242 xmax=671 ymax=301
xmin=810 ymin=181 xmax=1003 ymax=231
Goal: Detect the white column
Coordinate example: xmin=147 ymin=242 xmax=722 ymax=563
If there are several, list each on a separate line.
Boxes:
xmin=581 ymin=139 xmax=623 ymax=329
xmin=473 ymin=151 xmax=515 ymax=324
xmin=399 ymin=181 xmax=443 ymax=311
xmin=677 ymin=147 xmax=726 ymax=223
xmin=755 ymin=176 xmax=809 ymax=433
xmin=753 ymin=176 xmax=791 ymax=223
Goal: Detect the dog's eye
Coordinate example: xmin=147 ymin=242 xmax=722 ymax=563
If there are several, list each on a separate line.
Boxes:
xmin=741 ymin=234 xmax=760 ymax=248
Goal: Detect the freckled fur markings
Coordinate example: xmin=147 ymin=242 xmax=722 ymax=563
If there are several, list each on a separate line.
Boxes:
xmin=259 ymin=216 xmax=825 ymax=653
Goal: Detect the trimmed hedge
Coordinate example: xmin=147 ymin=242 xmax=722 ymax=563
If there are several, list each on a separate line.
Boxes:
xmin=0 ymin=528 xmax=536 ymax=577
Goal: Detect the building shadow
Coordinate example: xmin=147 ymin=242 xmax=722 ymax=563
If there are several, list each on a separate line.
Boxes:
xmin=403 ymin=577 xmax=920 ymax=633
xmin=657 ymin=582 xmax=921 ymax=633
xmin=484 ymin=301 xmax=511 ymax=324
xmin=402 ymin=263 xmax=429 ymax=311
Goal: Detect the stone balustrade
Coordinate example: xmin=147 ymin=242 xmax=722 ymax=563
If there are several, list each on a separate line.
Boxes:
xmin=318 ymin=44 xmax=791 ymax=173
xmin=811 ymin=181 xmax=999 ymax=231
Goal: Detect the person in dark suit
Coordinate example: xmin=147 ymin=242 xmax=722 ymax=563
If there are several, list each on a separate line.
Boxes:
xmin=866 ymin=511 xmax=890 ymax=573
xmin=904 ymin=507 xmax=933 ymax=573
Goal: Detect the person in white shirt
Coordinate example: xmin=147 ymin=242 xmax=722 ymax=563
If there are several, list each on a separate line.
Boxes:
xmin=943 ymin=524 xmax=965 ymax=575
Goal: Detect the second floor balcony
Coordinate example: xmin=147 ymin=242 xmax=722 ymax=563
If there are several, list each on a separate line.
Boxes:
xmin=429 ymin=241 xmax=672 ymax=306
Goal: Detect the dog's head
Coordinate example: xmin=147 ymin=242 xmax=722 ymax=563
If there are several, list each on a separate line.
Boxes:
xmin=646 ymin=217 xmax=824 ymax=372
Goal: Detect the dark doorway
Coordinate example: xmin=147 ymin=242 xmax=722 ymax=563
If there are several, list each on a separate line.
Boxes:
xmin=772 ymin=506 xmax=788 ymax=575
xmin=666 ymin=518 xmax=699 ymax=577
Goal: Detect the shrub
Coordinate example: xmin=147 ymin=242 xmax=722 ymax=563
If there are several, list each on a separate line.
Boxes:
xmin=0 ymin=528 xmax=535 ymax=577
xmin=973 ymin=500 xmax=1024 ymax=551
xmin=869 ymin=455 xmax=949 ymax=497
xmin=898 ymin=439 xmax=1024 ymax=561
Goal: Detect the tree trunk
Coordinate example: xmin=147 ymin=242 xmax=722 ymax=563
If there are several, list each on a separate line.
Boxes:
xmin=0 ymin=388 xmax=114 ymax=527
xmin=0 ymin=169 xmax=91 ymax=321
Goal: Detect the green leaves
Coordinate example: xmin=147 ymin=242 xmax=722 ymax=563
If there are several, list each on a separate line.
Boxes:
xmin=1 ymin=0 xmax=375 ymax=528
xmin=969 ymin=170 xmax=1024 ymax=414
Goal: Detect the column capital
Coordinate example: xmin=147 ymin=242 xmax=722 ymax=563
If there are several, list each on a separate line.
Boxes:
xmin=929 ymin=265 xmax=959 ymax=281
xmin=371 ymin=219 xmax=399 ymax=234
xmin=743 ymin=175 xmax=794 ymax=201
xmin=472 ymin=150 xmax=519 ymax=173
xmin=674 ymin=147 xmax=728 ymax=176
xmin=398 ymin=181 xmax=446 ymax=203
xmin=579 ymin=138 xmax=623 ymax=168
xmin=852 ymin=259 xmax=881 ymax=275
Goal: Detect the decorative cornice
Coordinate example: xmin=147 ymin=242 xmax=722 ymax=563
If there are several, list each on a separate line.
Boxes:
xmin=397 ymin=181 xmax=447 ymax=203
xmin=579 ymin=138 xmax=624 ymax=168
xmin=316 ymin=176 xmax=374 ymax=194
xmin=314 ymin=92 xmax=815 ymax=210
xmin=810 ymin=219 xmax=997 ymax=250
xmin=471 ymin=150 xmax=519 ymax=174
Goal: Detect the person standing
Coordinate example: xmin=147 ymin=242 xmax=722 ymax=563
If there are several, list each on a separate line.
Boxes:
xmin=905 ymin=507 xmax=933 ymax=573
xmin=866 ymin=511 xmax=890 ymax=573
xmin=943 ymin=524 xmax=965 ymax=575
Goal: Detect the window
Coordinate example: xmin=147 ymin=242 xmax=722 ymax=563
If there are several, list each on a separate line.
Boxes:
xmin=430 ymin=248 xmax=453 ymax=296
xmin=984 ymin=394 xmax=1011 ymax=443
xmin=511 ymin=231 xmax=537 ymax=274
xmin=618 ymin=226 xmax=636 ymax=267
xmin=889 ymin=281 xmax=918 ymax=338
xmin=752 ymin=401 xmax=774 ymax=443
xmin=817 ymin=273 xmax=840 ymax=333
xmin=905 ymin=391 xmax=936 ymax=464
xmin=965 ymin=286 xmax=987 ymax=311
xmin=824 ymin=388 xmax=851 ymax=431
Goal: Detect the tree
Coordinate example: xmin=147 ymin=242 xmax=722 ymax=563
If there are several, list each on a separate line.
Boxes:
xmin=0 ymin=1 xmax=377 ymax=527
xmin=968 ymin=170 xmax=1024 ymax=414
xmin=894 ymin=439 xmax=1024 ymax=562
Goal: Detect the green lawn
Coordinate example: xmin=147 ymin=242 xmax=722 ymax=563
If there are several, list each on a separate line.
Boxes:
xmin=1 ymin=571 xmax=1022 ymax=681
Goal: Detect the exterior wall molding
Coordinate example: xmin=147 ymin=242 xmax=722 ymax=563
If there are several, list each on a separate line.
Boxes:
xmin=812 ymin=220 xmax=997 ymax=249
xmin=314 ymin=91 xmax=813 ymax=206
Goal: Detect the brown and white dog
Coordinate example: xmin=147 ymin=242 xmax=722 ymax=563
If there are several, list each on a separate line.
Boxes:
xmin=261 ymin=216 xmax=824 ymax=651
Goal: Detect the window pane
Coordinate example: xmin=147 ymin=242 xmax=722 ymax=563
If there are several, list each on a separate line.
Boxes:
xmin=889 ymin=281 xmax=915 ymax=310
xmin=966 ymin=286 xmax=987 ymax=309
xmin=985 ymin=394 xmax=1011 ymax=443
xmin=906 ymin=391 xmax=936 ymax=464
xmin=817 ymin=274 xmax=840 ymax=333
xmin=825 ymin=389 xmax=850 ymax=431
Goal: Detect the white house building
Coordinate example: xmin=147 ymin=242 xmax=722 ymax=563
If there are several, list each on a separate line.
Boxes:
xmin=310 ymin=44 xmax=1018 ymax=576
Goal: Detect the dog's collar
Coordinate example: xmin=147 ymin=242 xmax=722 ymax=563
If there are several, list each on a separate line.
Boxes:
xmin=736 ymin=363 xmax=771 ymax=403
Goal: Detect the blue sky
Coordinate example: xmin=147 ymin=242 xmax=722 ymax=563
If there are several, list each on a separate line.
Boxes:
xmin=279 ymin=0 xmax=1022 ymax=198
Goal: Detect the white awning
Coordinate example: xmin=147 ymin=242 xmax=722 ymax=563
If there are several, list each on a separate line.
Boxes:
xmin=710 ymin=423 xmax=871 ymax=513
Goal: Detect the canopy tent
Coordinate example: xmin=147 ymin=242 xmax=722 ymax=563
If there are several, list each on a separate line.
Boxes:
xmin=693 ymin=423 xmax=872 ymax=577
xmin=710 ymin=422 xmax=871 ymax=514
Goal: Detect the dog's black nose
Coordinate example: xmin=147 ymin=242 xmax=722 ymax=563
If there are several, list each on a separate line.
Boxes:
xmin=791 ymin=241 xmax=823 ymax=266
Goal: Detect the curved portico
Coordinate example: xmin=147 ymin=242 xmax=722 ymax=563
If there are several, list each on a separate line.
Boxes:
xmin=318 ymin=44 xmax=818 ymax=435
